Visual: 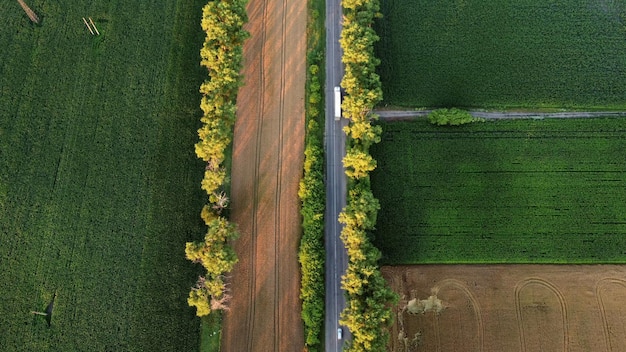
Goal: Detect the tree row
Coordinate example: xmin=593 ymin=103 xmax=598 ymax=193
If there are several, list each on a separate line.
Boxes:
xmin=185 ymin=0 xmax=250 ymax=317
xmin=339 ymin=0 xmax=397 ymax=350
xmin=298 ymin=57 xmax=326 ymax=350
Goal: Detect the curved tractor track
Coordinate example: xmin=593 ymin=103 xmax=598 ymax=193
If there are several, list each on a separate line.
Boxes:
xmin=221 ymin=0 xmax=306 ymax=350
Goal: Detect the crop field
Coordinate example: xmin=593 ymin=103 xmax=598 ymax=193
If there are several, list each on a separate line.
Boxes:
xmin=0 ymin=0 xmax=207 ymax=350
xmin=370 ymin=118 xmax=626 ymax=264
xmin=375 ymin=0 xmax=626 ymax=108
xmin=383 ymin=265 xmax=626 ymax=352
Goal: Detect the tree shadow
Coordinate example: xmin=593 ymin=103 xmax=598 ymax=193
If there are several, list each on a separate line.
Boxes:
xmin=31 ymin=291 xmax=56 ymax=327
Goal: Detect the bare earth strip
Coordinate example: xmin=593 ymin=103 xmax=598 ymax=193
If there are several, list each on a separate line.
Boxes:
xmin=221 ymin=0 xmax=306 ymax=350
xmin=383 ymin=265 xmax=626 ymax=352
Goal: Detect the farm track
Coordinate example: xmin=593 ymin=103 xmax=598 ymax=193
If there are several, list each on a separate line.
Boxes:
xmin=375 ymin=109 xmax=626 ymax=121
xmin=222 ymin=0 xmax=306 ymax=350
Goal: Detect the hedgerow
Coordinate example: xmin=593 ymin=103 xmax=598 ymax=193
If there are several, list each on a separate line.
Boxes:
xmin=298 ymin=0 xmax=326 ymax=349
xmin=185 ymin=0 xmax=249 ymax=317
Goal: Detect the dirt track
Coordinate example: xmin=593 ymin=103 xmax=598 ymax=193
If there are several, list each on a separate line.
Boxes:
xmin=383 ymin=265 xmax=626 ymax=352
xmin=221 ymin=0 xmax=306 ymax=350
xmin=375 ymin=109 xmax=626 ymax=121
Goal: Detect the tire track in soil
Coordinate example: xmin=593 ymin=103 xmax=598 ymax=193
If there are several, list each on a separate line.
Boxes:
xmin=595 ymin=278 xmax=626 ymax=352
xmin=515 ymin=278 xmax=569 ymax=352
xmin=432 ymin=279 xmax=484 ymax=352
xmin=273 ymin=0 xmax=288 ymax=346
xmin=240 ymin=0 xmax=292 ymax=349
xmin=238 ymin=0 xmax=267 ymax=351
xmin=245 ymin=0 xmax=268 ymax=348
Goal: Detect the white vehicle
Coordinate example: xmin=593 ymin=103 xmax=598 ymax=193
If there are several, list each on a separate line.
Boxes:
xmin=334 ymin=86 xmax=341 ymax=120
xmin=337 ymin=327 xmax=343 ymax=340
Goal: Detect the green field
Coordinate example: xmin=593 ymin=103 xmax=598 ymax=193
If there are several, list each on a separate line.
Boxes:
xmin=370 ymin=118 xmax=626 ymax=264
xmin=375 ymin=0 xmax=626 ymax=108
xmin=0 ymin=1 xmax=207 ymax=350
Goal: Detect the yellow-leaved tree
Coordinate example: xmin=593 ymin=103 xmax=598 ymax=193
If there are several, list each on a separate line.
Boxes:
xmin=186 ymin=0 xmax=249 ymax=317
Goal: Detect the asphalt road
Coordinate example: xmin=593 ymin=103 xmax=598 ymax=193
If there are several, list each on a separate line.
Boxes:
xmin=324 ymin=0 xmax=349 ymax=349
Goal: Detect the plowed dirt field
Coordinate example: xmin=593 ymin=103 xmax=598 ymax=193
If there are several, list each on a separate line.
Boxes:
xmin=383 ymin=265 xmax=626 ymax=352
xmin=220 ymin=0 xmax=306 ymax=350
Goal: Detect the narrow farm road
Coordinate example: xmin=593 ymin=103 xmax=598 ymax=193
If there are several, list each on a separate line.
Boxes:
xmin=375 ymin=109 xmax=626 ymax=120
xmin=221 ymin=0 xmax=306 ymax=350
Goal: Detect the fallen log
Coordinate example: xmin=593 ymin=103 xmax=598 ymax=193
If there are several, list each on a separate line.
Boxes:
xmin=82 ymin=17 xmax=94 ymax=35
xmin=17 ymin=0 xmax=39 ymax=24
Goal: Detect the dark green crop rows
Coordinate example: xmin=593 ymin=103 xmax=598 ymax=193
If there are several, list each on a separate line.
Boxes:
xmin=376 ymin=0 xmax=626 ymax=108
xmin=370 ymin=118 xmax=626 ymax=264
xmin=0 ymin=0 xmax=206 ymax=350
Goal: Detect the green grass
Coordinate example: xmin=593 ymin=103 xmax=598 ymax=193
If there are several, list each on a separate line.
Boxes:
xmin=375 ymin=0 xmax=626 ymax=109
xmin=200 ymin=313 xmax=221 ymax=352
xmin=0 ymin=0 xmax=208 ymax=350
xmin=370 ymin=118 xmax=626 ymax=264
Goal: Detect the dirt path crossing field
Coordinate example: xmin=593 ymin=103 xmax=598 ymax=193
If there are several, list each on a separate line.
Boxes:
xmin=221 ymin=0 xmax=306 ymax=350
xmin=383 ymin=265 xmax=626 ymax=352
xmin=375 ymin=109 xmax=626 ymax=121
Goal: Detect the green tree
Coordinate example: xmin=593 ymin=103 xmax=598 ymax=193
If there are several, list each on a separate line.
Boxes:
xmin=428 ymin=108 xmax=483 ymax=126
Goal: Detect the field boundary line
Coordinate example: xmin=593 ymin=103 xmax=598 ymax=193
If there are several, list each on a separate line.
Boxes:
xmin=515 ymin=278 xmax=569 ymax=352
xmin=595 ymin=278 xmax=626 ymax=352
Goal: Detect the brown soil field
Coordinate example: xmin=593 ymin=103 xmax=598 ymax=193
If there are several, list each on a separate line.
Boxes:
xmin=382 ymin=265 xmax=626 ymax=352
xmin=220 ymin=0 xmax=306 ymax=350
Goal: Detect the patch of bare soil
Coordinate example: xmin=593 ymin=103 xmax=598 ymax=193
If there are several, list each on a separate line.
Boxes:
xmin=220 ymin=0 xmax=306 ymax=350
xmin=383 ymin=265 xmax=626 ymax=352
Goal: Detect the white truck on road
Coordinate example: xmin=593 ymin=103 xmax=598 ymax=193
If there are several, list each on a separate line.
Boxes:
xmin=334 ymin=86 xmax=341 ymax=120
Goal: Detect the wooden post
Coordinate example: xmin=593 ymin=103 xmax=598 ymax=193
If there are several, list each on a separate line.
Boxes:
xmin=89 ymin=17 xmax=100 ymax=35
xmin=82 ymin=17 xmax=94 ymax=35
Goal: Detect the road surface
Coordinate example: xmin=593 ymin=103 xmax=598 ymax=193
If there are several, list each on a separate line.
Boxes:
xmin=324 ymin=0 xmax=349 ymax=349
